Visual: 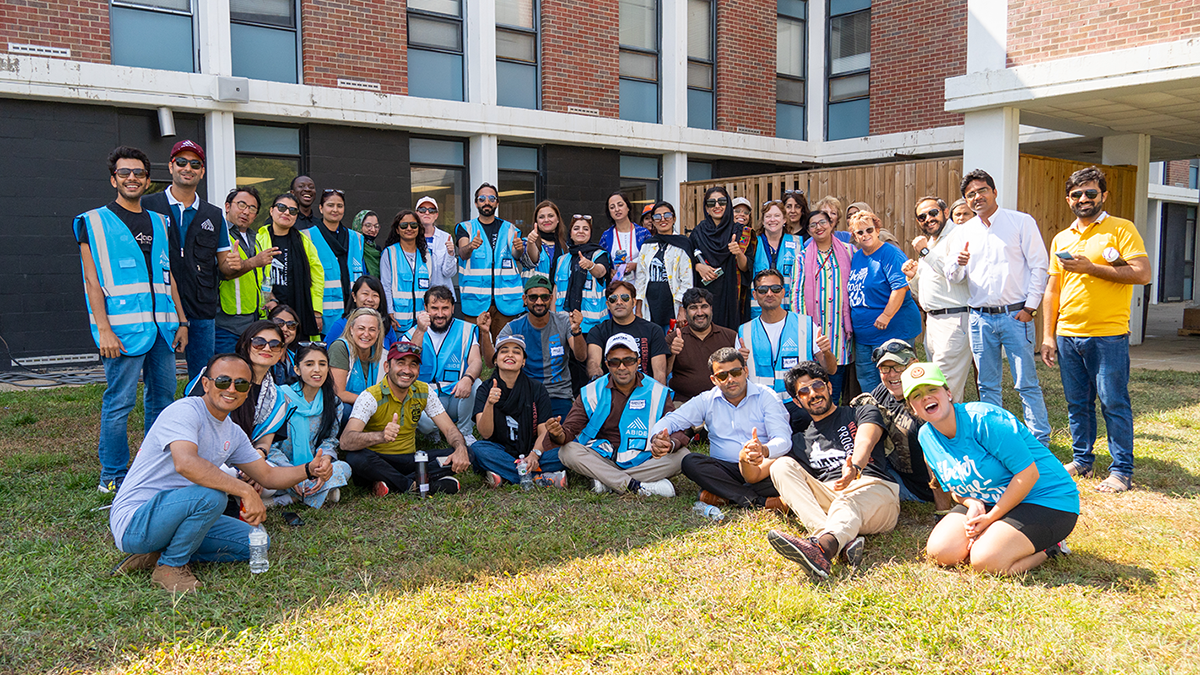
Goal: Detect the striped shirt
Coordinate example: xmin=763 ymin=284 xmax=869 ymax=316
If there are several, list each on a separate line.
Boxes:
xmin=811 ymin=249 xmax=851 ymax=364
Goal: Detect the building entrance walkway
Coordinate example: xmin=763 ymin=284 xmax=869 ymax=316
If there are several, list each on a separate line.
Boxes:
xmin=1131 ymin=301 xmax=1200 ymax=372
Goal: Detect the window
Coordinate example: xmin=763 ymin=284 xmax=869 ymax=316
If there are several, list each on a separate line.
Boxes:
xmin=620 ymin=155 xmax=661 ymax=212
xmin=230 ymin=0 xmax=299 ymax=83
xmin=234 ymin=123 xmax=303 ymax=230
xmin=776 ymin=0 xmax=806 ymax=140
xmin=408 ymin=0 xmax=465 ymax=101
xmin=1190 ymin=159 xmax=1199 ymax=190
xmin=687 ymin=0 xmax=714 ymax=129
xmin=496 ymin=0 xmax=539 ymax=109
xmin=410 ymin=137 xmax=468 ymax=234
xmin=498 ymin=145 xmax=541 ymax=233
xmin=687 ymin=161 xmax=713 ymax=182
xmin=110 ymin=0 xmax=195 ymax=73
xmin=827 ymin=0 xmax=869 ymax=140
xmin=620 ymin=0 xmax=660 ymax=123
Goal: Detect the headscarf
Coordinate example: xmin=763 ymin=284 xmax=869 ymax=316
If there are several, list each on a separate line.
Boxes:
xmin=689 ymin=186 xmax=746 ymax=328
xmin=278 ymin=382 xmax=322 ymax=465
xmin=564 ymin=239 xmax=607 ymax=310
xmin=487 ymin=369 xmax=539 ymax=456
xmin=351 ymin=209 xmax=382 ymax=277
xmin=689 ymin=186 xmax=736 ymax=269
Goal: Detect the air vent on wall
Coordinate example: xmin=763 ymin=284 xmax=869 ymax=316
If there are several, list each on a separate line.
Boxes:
xmin=736 ymin=126 xmax=762 ymax=136
xmin=7 ymin=43 xmax=70 ymax=58
xmin=338 ymin=79 xmax=381 ymax=92
xmin=568 ymin=106 xmax=600 ymax=117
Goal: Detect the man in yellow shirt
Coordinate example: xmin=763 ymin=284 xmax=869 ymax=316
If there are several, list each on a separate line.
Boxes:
xmin=1040 ymin=167 xmax=1150 ymax=494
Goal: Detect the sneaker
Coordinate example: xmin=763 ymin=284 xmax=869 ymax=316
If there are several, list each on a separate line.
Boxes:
xmin=536 ymin=470 xmax=569 ymax=489
xmin=372 ymin=481 xmax=390 ymax=497
xmin=431 ymin=477 xmax=460 ymax=495
xmin=97 ymin=479 xmax=119 ymax=494
xmin=698 ymin=490 xmax=731 ymax=507
xmin=151 ymin=564 xmax=201 ymax=593
xmin=840 ymin=536 xmax=866 ymax=568
xmin=484 ymin=471 xmax=505 ymax=489
xmin=112 ymin=551 xmax=160 ymax=576
xmin=636 ymin=478 xmax=676 ymax=498
xmin=764 ymin=497 xmax=790 ymax=515
xmin=1044 ymin=540 xmax=1071 ymax=560
xmin=591 ymin=479 xmax=611 ymax=494
xmin=327 ymin=488 xmax=341 ymax=503
xmin=768 ymin=530 xmax=831 ymax=581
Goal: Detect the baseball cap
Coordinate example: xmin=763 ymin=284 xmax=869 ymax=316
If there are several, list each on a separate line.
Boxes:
xmin=641 ymin=204 xmax=654 ymax=215
xmin=901 ymin=362 xmax=949 ymax=400
xmin=387 ymin=341 xmax=422 ymax=361
xmin=732 ymin=197 xmax=752 ymax=210
xmin=170 ymin=139 xmax=206 ymax=162
xmin=495 ymin=334 xmax=527 ymax=353
xmin=873 ymin=338 xmax=917 ymax=367
xmin=524 ymin=274 xmax=552 ymax=292
xmin=604 ymin=333 xmax=640 ymax=357
xmin=416 ymin=196 xmax=438 ymax=210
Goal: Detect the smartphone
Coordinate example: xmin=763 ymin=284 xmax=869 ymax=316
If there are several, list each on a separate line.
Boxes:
xmin=282 ymin=511 xmax=305 ymax=527
xmin=1055 ymin=250 xmax=1074 ymax=260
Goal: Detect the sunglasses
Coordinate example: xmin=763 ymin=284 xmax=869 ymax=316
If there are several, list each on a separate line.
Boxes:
xmin=607 ymin=293 xmax=631 ymax=303
xmin=754 ymin=284 xmax=785 ymax=295
xmin=274 ymin=203 xmax=299 ymax=215
xmin=397 ymin=221 xmax=420 ymax=230
xmin=298 ymin=340 xmax=326 ymax=348
xmin=794 ymin=379 xmax=828 ymax=397
xmin=526 ymin=293 xmax=552 ymax=303
xmin=916 ymin=207 xmax=941 ymax=223
xmin=651 ymin=213 xmax=675 ymax=221
xmin=416 ymin=206 xmax=438 ymax=214
xmin=208 ymin=374 xmax=252 ymax=392
xmin=712 ymin=366 xmax=745 ymax=382
xmin=783 ymin=190 xmax=806 ymax=199
xmin=854 ymin=227 xmax=876 ymax=236
xmin=871 ymin=342 xmax=911 ymax=363
xmin=233 ymin=200 xmax=259 ymax=214
xmin=172 ymin=157 xmax=203 ymax=170
xmin=323 ymin=188 xmax=345 ymax=196
xmin=572 ymin=214 xmax=593 ymax=221
xmin=606 ymin=356 xmax=639 ymax=369
xmin=113 ymin=168 xmax=148 ymax=178
xmin=477 ymin=195 xmax=498 ymax=204
xmin=762 ymin=199 xmax=783 ymax=207
xmin=964 ymin=186 xmax=992 ymax=200
xmin=1069 ymin=189 xmax=1101 ymax=201
xmin=250 ymin=336 xmax=284 ymax=351
xmin=705 ymin=198 xmax=729 ymax=208
xmin=273 ymin=319 xmax=298 ymax=329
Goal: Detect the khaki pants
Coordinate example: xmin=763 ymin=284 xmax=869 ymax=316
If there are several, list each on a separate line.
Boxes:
xmin=559 ymin=441 xmax=686 ymax=492
xmin=925 ymin=311 xmax=972 ymax=403
xmin=769 ymin=457 xmax=900 ymax=552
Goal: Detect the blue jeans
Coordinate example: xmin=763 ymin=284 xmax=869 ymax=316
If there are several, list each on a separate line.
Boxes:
xmin=213 ymin=326 xmax=241 ymax=355
xmin=470 ymin=439 xmax=564 ymax=485
xmin=969 ymin=310 xmax=1051 ymax=446
xmin=854 ymin=340 xmax=882 ymax=394
xmin=184 ymin=318 xmax=216 ymax=383
xmin=550 ymin=397 xmax=573 ymax=419
xmin=99 ymin=335 xmax=178 ymax=484
xmin=828 ymin=368 xmax=847 ymax=405
xmin=1057 ymin=335 xmax=1134 ymax=477
xmin=119 ymin=485 xmax=259 ymax=567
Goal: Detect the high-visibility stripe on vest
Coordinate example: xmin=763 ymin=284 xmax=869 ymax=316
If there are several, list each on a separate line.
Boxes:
xmin=404 ymin=318 xmax=478 ymax=397
xmin=523 ymin=242 xmax=556 ymax=281
xmin=219 ymin=224 xmax=267 ymax=318
xmin=362 ymin=380 xmax=429 ymax=455
xmin=576 ymin=374 xmax=670 ymax=469
xmin=336 ymin=336 xmax=384 ymax=398
xmin=382 ymin=243 xmax=430 ymax=334
xmin=554 ymin=251 xmax=608 ymax=332
xmin=304 ymin=226 xmax=365 ymax=329
xmin=738 ymin=311 xmax=815 ymax=401
xmin=76 ymin=207 xmax=179 ymax=356
xmin=749 ymin=233 xmax=800 ymax=319
xmin=457 ymin=218 xmax=524 ymax=317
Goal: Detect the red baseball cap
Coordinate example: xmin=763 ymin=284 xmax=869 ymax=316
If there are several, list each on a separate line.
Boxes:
xmin=387 ymin=341 xmax=422 ymax=361
xmin=170 ymin=139 xmax=206 ymax=162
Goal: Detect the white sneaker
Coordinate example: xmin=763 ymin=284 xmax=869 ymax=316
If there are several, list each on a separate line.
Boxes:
xmin=592 ymin=479 xmax=611 ymax=494
xmin=637 ymin=478 xmax=676 ymax=498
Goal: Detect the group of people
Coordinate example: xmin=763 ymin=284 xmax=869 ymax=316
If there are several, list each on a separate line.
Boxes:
xmin=81 ymin=141 xmax=1145 ymax=593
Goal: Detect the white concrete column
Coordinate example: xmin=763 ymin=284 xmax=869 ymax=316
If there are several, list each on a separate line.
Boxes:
xmin=197 ymin=0 xmax=233 ymax=76
xmin=661 ymin=0 xmax=688 ymax=127
xmin=1102 ymin=133 xmax=1152 ymax=344
xmin=966 ymin=0 xmax=1007 ymax=74
xmin=806 ymin=0 xmax=827 ymax=143
xmin=205 ymin=112 xmax=237 ymax=204
xmin=962 ymin=107 xmax=1019 ymax=209
xmin=662 ymin=151 xmax=688 ymax=222
xmin=469 ymin=134 xmax=499 ymax=214
xmin=465 ymin=0 xmax=497 ymax=105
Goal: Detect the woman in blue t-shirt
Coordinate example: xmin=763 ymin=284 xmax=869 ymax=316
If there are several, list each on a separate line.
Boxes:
xmin=903 ymin=363 xmax=1080 ymax=576
xmin=846 ymin=210 xmax=921 ymax=393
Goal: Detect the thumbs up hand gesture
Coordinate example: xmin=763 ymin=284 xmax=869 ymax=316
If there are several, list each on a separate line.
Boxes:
xmin=814 ymin=326 xmax=831 ymax=355
xmin=527 ymin=228 xmax=541 ymax=248
xmin=737 ymin=337 xmax=750 ymax=362
xmin=486 ymin=378 xmax=503 ymax=406
xmin=739 ymin=427 xmax=765 ymax=466
xmin=224 ymin=249 xmax=243 ymax=273
xmin=650 ymin=429 xmax=675 ymax=458
xmin=669 ymin=327 xmax=685 ymax=355
xmin=512 ymin=232 xmax=526 ymax=256
xmin=957 ymin=240 xmax=971 ymax=266
xmin=445 ymin=235 xmax=455 ymax=255
xmin=383 ymin=413 xmax=401 ymax=442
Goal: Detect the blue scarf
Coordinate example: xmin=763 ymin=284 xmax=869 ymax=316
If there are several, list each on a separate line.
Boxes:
xmin=279 ymin=382 xmax=323 ymax=465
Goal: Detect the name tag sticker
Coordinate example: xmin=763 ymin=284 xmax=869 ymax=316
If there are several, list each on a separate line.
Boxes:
xmin=784 ymin=240 xmax=796 ymax=249
xmin=418 ymin=278 xmax=429 ymax=289
xmin=163 ymin=270 xmax=171 ymax=285
xmin=501 ymin=259 xmax=514 ymax=269
xmin=119 ymin=258 xmax=137 ymax=269
xmin=629 ymin=399 xmax=646 ymax=410
xmin=550 ymin=345 xmax=565 ymax=357
xmin=782 ymin=356 xmax=799 ymax=369
xmin=584 ymin=278 xmax=594 ymax=290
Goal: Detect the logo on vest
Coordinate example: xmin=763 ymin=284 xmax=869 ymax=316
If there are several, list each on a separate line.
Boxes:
xmin=782 ymin=337 xmax=798 ymax=351
xmin=200 ymin=219 xmax=215 ymax=232
xmin=445 ymin=354 xmax=462 ymax=368
xmin=626 ymin=417 xmax=649 ymax=434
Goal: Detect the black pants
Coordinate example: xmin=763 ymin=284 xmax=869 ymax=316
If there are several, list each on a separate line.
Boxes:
xmin=345 ymin=447 xmax=456 ymax=493
xmin=682 ymin=454 xmax=778 ymax=508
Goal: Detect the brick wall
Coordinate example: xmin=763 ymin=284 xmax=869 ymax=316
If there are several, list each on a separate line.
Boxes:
xmin=1165 ymin=160 xmax=1193 ymax=188
xmin=714 ymin=0 xmax=774 ymax=135
xmin=0 ymin=0 xmax=109 ymax=63
xmin=541 ymin=0 xmax=620 ymax=117
xmin=1007 ymin=0 xmax=1200 ymax=67
xmin=870 ymin=0 xmax=966 ymax=135
xmin=301 ymin=0 xmax=407 ymax=94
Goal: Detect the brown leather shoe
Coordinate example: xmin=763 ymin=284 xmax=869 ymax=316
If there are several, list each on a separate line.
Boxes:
xmin=764 ymin=497 xmax=790 ymax=515
xmin=698 ymin=490 xmax=731 ymax=507
xmin=151 ymin=564 xmax=202 ymax=593
xmin=112 ymin=551 xmax=160 ymax=576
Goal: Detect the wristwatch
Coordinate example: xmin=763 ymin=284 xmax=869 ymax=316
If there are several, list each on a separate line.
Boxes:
xmin=918 ymin=247 xmax=930 ymax=258
xmin=532 ymin=448 xmax=543 ymax=458
xmin=571 ymin=328 xmax=583 ymax=336
xmin=178 ymin=321 xmax=190 ymax=328
xmin=851 ymin=463 xmax=864 ymax=479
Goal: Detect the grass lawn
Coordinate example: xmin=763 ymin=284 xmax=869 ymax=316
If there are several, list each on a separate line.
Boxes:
xmin=1 ymin=365 xmax=1199 ymax=674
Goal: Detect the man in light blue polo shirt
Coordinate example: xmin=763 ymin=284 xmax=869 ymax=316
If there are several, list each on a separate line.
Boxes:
xmin=651 ymin=347 xmax=791 ymax=510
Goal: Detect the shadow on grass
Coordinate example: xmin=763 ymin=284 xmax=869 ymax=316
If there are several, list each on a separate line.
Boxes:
xmin=1028 ymin=551 xmax=1158 ymax=592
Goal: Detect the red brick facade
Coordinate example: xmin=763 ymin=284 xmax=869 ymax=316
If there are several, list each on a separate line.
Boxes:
xmin=0 ymin=0 xmax=109 ymax=64
xmin=1007 ymin=0 xmax=1200 ymax=67
xmin=541 ymin=0 xmax=620 ymax=117
xmin=870 ymin=0 xmax=966 ymax=135
xmin=301 ymin=0 xmax=407 ymax=95
xmin=1165 ymin=160 xmax=1193 ymax=188
xmin=714 ymin=0 xmax=774 ymax=135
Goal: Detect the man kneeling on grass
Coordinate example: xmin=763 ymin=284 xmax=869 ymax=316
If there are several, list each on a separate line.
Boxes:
xmin=763 ymin=361 xmax=900 ymax=582
xmin=339 ymin=341 xmax=471 ymax=496
xmin=110 ymin=354 xmax=334 ymax=593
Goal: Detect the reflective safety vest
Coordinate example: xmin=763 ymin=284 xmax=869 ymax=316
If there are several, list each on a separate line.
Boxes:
xmin=737 ymin=311 xmax=815 ymax=401
xmin=404 ymin=318 xmax=478 ymax=397
xmin=523 ymin=242 xmax=556 ymax=281
xmin=576 ymin=374 xmax=670 ymax=469
xmin=361 ymin=380 xmax=429 ymax=455
xmin=554 ymin=251 xmax=608 ymax=332
xmin=457 ymin=218 xmax=524 ymax=317
xmin=75 ymin=206 xmax=179 ymax=356
xmin=219 ymin=224 xmax=267 ymax=318
xmin=304 ymin=226 xmax=364 ymax=329
xmin=336 ymin=336 xmax=384 ymax=397
xmin=749 ymin=233 xmax=800 ymax=319
xmin=382 ymin=243 xmax=430 ymax=334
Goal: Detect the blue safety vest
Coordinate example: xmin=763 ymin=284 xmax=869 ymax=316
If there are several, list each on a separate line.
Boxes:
xmin=335 ymin=336 xmax=382 ymax=397
xmin=457 ymin=218 xmax=524 ymax=317
xmin=382 ymin=243 xmax=430 ymax=333
xmin=576 ymin=374 xmax=670 ymax=469
xmin=750 ymin=233 xmax=800 ymax=319
xmin=553 ymin=251 xmax=608 ymax=332
xmin=75 ymin=207 xmax=179 ymax=356
xmin=404 ymin=318 xmax=478 ymax=397
xmin=524 ymin=242 xmax=557 ymax=281
xmin=737 ymin=311 xmax=814 ymax=401
xmin=304 ymin=226 xmax=365 ymax=330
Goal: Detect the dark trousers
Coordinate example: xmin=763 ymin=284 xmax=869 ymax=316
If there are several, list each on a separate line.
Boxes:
xmin=682 ymin=453 xmax=778 ymax=508
xmin=345 ymin=447 xmax=456 ymax=493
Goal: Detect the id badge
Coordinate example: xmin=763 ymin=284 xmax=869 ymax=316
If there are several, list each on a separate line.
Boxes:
xmin=782 ymin=356 xmax=798 ymax=369
xmin=502 ymin=259 xmax=514 ymax=269
xmin=418 ymin=278 xmax=429 ymax=289
xmin=163 ymin=269 xmax=171 ymax=286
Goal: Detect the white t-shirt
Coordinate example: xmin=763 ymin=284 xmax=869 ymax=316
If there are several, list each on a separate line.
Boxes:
xmin=762 ymin=315 xmax=786 ymax=355
xmin=349 ymin=386 xmax=446 ymax=423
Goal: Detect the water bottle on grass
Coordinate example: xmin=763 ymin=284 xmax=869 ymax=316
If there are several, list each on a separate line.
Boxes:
xmin=692 ymin=501 xmax=725 ymax=521
xmin=248 ymin=525 xmax=269 ymax=574
xmin=415 ymin=450 xmax=429 ymax=498
xmin=517 ymin=455 xmax=534 ymax=491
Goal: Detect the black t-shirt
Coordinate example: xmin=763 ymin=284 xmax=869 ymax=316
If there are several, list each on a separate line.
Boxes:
xmin=472 ymin=378 xmax=553 ymax=457
xmin=76 ymin=201 xmax=156 ymax=274
xmin=268 ymin=229 xmax=304 ymax=310
xmin=793 ymin=404 xmax=892 ymax=483
xmin=456 ymin=219 xmax=506 ymax=250
xmin=586 ymin=316 xmax=669 ymax=376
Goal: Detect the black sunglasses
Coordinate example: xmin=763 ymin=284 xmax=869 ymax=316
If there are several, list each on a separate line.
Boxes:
xmin=526 ymin=293 xmax=552 ymax=303
xmin=323 ymin=188 xmax=345 ymax=196
xmin=207 ymin=374 xmax=252 ymax=392
xmin=712 ymin=366 xmax=745 ymax=382
xmin=607 ymin=293 xmax=631 ymax=303
xmin=397 ymin=221 xmax=420 ymax=230
xmin=916 ymin=207 xmax=941 ymax=222
xmin=273 ymin=318 xmax=298 ymax=329
xmin=871 ymin=342 xmax=911 ymax=363
xmin=274 ymin=203 xmax=299 ymax=215
xmin=250 ymin=336 xmax=284 ymax=351
xmin=114 ymin=168 xmax=148 ymax=178
xmin=1069 ymin=189 xmax=1101 ymax=201
xmin=416 ymin=206 xmax=438 ymax=214
xmin=606 ymin=356 xmax=639 ymax=369
xmin=172 ymin=157 xmax=203 ymax=170
xmin=705 ymin=198 xmax=729 ymax=208
xmin=754 ymin=284 xmax=785 ymax=295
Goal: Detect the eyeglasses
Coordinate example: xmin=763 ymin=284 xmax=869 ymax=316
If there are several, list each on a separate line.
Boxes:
xmin=964 ymin=186 xmax=992 ymax=200
xmin=877 ymin=363 xmax=908 ymax=374
xmin=607 ymin=293 xmax=631 ymax=303
xmin=712 ymin=366 xmax=745 ymax=382
xmin=416 ymin=206 xmax=438 ymax=214
xmin=871 ymin=342 xmax=912 ymax=363
xmin=397 ymin=221 xmax=420 ymax=230
xmin=273 ymin=319 xmax=298 ymax=329
xmin=809 ymin=217 xmax=831 ymax=229
xmin=113 ymin=168 xmax=148 ymax=178
xmin=172 ymin=157 xmax=203 ymax=170
xmin=477 ymin=195 xmax=498 ymax=204
xmin=754 ymin=284 xmax=785 ymax=295
xmin=794 ymin=379 xmax=828 ymax=397
xmin=1068 ymin=189 xmax=1101 ymax=201
xmin=705 ymin=198 xmax=729 ymax=208
xmin=323 ymin=189 xmax=345 ymax=196
xmin=854 ymin=227 xmax=876 ymax=236
xmin=572 ymin=214 xmax=593 ymax=221
xmin=606 ymin=356 xmax=639 ymax=369
xmin=651 ymin=213 xmax=675 ymax=221
xmin=526 ymin=293 xmax=552 ymax=303
xmin=916 ymin=207 xmax=941 ymax=223
xmin=207 ymin=374 xmax=252 ymax=392
xmin=250 ymin=336 xmax=284 ymax=351
xmin=274 ymin=203 xmax=299 ymax=215
xmin=231 ymin=200 xmax=259 ymax=214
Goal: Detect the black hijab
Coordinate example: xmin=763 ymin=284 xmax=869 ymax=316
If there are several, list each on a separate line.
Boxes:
xmin=689 ymin=186 xmax=746 ymax=329
xmin=489 ymin=368 xmax=538 ymax=457
xmin=690 ymin=186 xmax=736 ymax=268
xmin=563 ymin=239 xmax=608 ymax=310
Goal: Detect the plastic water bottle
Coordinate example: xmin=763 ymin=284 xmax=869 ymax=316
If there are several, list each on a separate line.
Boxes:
xmin=248 ymin=525 xmax=269 ymax=573
xmin=517 ymin=455 xmax=534 ymax=491
xmin=414 ymin=450 xmax=429 ymax=498
xmin=692 ymin=501 xmax=725 ymax=521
